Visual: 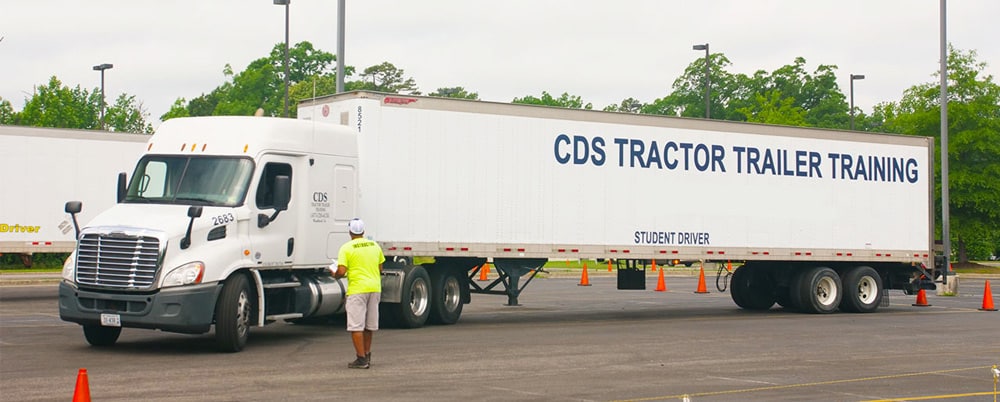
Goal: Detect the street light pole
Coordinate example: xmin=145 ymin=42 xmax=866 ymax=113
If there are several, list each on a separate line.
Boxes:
xmin=92 ymin=63 xmax=113 ymax=130
xmin=336 ymin=0 xmax=346 ymax=94
xmin=274 ymin=0 xmax=290 ymax=117
xmin=850 ymin=74 xmax=865 ymax=130
xmin=692 ymin=43 xmax=710 ymax=119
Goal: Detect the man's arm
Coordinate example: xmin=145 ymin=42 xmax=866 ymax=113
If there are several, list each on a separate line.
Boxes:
xmin=334 ymin=265 xmax=347 ymax=279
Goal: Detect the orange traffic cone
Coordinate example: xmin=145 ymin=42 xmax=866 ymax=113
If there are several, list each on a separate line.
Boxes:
xmin=578 ymin=262 xmax=591 ymax=286
xmin=911 ymin=288 xmax=931 ymax=307
xmin=655 ymin=264 xmax=667 ymax=292
xmin=651 ymin=259 xmax=657 ymax=272
xmin=694 ymin=262 xmax=709 ymax=294
xmin=478 ymin=263 xmax=490 ymax=281
xmin=72 ymin=368 xmax=91 ymax=402
xmin=607 ymin=259 xmax=612 ymax=272
xmin=980 ymin=280 xmax=997 ymax=311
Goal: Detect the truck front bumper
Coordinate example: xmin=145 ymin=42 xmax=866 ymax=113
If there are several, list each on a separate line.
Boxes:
xmin=58 ymin=281 xmax=222 ymax=334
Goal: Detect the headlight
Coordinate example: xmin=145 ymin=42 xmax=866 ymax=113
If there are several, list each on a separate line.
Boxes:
xmin=61 ymin=252 xmax=76 ymax=282
xmin=162 ymin=262 xmax=205 ymax=287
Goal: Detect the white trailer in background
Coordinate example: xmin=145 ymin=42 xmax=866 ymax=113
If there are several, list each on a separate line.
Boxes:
xmin=0 ymin=126 xmax=148 ymax=265
xmin=59 ymin=92 xmax=937 ymax=352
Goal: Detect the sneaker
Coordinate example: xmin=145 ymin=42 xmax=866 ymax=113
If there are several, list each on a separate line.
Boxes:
xmin=366 ymin=352 xmax=371 ymax=365
xmin=348 ymin=356 xmax=369 ymax=369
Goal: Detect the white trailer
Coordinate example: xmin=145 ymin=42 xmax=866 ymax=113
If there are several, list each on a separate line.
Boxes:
xmin=0 ymin=125 xmax=148 ymax=264
xmin=59 ymin=92 xmax=938 ymax=352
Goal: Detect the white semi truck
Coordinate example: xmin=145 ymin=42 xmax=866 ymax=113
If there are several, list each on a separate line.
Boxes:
xmin=59 ymin=91 xmax=938 ymax=352
xmin=0 ymin=125 xmax=148 ymax=265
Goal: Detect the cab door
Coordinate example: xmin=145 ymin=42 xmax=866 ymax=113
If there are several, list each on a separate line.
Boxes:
xmin=249 ymin=156 xmax=299 ymax=266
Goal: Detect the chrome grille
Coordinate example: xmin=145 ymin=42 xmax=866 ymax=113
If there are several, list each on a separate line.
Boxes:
xmin=77 ymin=233 xmax=161 ymax=288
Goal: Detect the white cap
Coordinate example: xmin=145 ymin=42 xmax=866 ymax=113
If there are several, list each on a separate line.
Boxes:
xmin=348 ymin=218 xmax=365 ymax=235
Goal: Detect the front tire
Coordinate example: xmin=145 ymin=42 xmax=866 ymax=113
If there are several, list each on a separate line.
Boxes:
xmin=428 ymin=268 xmax=464 ymax=325
xmin=83 ymin=325 xmax=121 ymax=347
xmin=839 ymin=266 xmax=882 ymax=313
xmin=215 ymin=273 xmax=253 ymax=353
xmin=792 ymin=267 xmax=842 ymax=314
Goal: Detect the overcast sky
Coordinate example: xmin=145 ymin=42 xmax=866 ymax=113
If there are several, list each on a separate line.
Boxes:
xmin=2 ymin=1 xmax=997 ymax=128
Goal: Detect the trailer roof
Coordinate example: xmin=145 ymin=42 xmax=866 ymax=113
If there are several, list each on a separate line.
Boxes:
xmin=301 ymin=91 xmax=932 ymax=148
xmin=0 ymin=124 xmax=150 ymax=143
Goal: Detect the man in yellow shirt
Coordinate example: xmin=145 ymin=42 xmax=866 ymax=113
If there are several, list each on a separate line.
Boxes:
xmin=332 ymin=218 xmax=384 ymax=369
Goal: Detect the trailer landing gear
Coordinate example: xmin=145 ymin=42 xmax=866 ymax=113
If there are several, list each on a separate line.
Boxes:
xmin=470 ymin=258 xmax=547 ymax=306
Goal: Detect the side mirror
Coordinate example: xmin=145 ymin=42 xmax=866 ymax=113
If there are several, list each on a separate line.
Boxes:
xmin=65 ymin=201 xmax=82 ymax=214
xmin=116 ymin=172 xmax=127 ymax=203
xmin=180 ymin=206 xmax=203 ymax=250
xmin=258 ymin=175 xmax=291 ymax=228
xmin=273 ymin=175 xmax=291 ymax=212
xmin=65 ymin=201 xmax=82 ymax=240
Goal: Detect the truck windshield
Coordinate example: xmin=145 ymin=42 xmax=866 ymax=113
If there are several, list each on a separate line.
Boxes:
xmin=125 ymin=156 xmax=254 ymax=207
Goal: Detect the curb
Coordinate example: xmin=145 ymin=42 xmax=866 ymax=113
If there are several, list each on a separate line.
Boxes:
xmin=0 ymin=273 xmax=62 ymax=286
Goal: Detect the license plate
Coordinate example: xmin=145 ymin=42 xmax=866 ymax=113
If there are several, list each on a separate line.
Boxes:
xmin=100 ymin=313 xmax=121 ymax=327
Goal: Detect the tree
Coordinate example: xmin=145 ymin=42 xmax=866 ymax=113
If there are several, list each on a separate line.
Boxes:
xmin=168 ymin=41 xmax=356 ymax=120
xmin=647 ymin=53 xmax=744 ymax=120
xmin=0 ymin=97 xmax=15 ymax=124
xmin=647 ymin=54 xmax=852 ymax=129
xmin=736 ymin=90 xmax=808 ymax=126
xmin=873 ymin=47 xmax=1000 ymax=262
xmin=513 ymin=91 xmax=592 ymax=109
xmin=160 ymin=98 xmax=191 ymax=121
xmin=12 ymin=76 xmax=152 ymax=133
xmin=603 ymin=97 xmax=643 ymax=113
xmin=17 ymin=76 xmax=100 ymax=129
xmin=105 ymin=94 xmax=153 ymax=133
xmin=429 ymin=87 xmax=479 ymax=100
xmin=358 ymin=62 xmax=419 ymax=94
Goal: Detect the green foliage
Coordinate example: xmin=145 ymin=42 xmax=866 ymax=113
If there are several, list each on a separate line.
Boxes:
xmin=175 ymin=41 xmax=370 ymax=118
xmin=603 ymin=97 xmax=643 ymax=113
xmin=513 ymin=91 xmax=592 ymax=109
xmin=105 ymin=94 xmax=153 ymax=133
xmin=736 ymin=90 xmax=808 ymax=126
xmin=17 ymin=76 xmax=101 ymax=129
xmin=0 ymin=97 xmax=15 ymax=124
xmin=160 ymin=98 xmax=191 ymax=121
xmin=358 ymin=62 xmax=419 ymax=94
xmin=7 ymin=76 xmax=152 ymax=132
xmin=429 ymin=87 xmax=479 ymax=100
xmin=651 ymin=54 xmax=849 ymax=129
xmin=873 ymin=47 xmax=1000 ymax=261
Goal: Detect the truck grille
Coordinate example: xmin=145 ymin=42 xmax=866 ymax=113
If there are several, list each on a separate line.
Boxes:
xmin=77 ymin=233 xmax=161 ymax=288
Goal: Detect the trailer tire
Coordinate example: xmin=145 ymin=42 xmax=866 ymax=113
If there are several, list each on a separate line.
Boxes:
xmin=839 ymin=266 xmax=882 ymax=313
xmin=215 ymin=273 xmax=253 ymax=353
xmin=792 ymin=267 xmax=842 ymax=314
xmin=83 ymin=325 xmax=121 ymax=347
xmin=428 ymin=269 xmax=464 ymax=325
xmin=730 ymin=265 xmax=775 ymax=310
xmin=383 ymin=265 xmax=430 ymax=328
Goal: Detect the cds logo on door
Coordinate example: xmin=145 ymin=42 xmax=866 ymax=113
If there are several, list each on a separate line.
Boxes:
xmin=311 ymin=192 xmax=330 ymax=223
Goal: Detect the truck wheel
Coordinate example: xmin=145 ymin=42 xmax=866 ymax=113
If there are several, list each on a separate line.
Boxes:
xmin=384 ymin=265 xmax=430 ymax=328
xmin=839 ymin=266 xmax=882 ymax=313
xmin=83 ymin=325 xmax=121 ymax=347
xmin=428 ymin=269 xmax=464 ymax=325
xmin=792 ymin=267 xmax=842 ymax=314
xmin=730 ymin=265 xmax=775 ymax=310
xmin=215 ymin=274 xmax=253 ymax=352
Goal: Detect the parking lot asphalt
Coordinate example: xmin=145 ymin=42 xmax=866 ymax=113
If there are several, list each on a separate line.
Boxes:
xmin=2 ymin=274 xmax=998 ymax=401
